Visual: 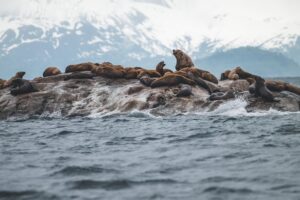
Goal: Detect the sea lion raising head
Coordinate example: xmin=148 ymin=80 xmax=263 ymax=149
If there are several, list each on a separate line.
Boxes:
xmin=251 ymin=76 xmax=277 ymax=102
xmin=155 ymin=61 xmax=173 ymax=76
xmin=173 ymin=49 xmax=194 ymax=71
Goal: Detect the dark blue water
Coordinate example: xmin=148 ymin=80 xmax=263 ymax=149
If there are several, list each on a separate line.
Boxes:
xmin=1 ymin=110 xmax=300 ymax=200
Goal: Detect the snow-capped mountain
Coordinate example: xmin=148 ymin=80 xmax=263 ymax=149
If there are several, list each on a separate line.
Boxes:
xmin=1 ymin=0 xmax=300 ymax=78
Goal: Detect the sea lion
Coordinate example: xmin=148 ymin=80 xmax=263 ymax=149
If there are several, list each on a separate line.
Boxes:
xmin=173 ymin=49 xmax=194 ymax=71
xmin=64 ymin=72 xmax=96 ymax=81
xmin=43 ymin=67 xmax=62 ymax=77
xmin=124 ymin=67 xmax=141 ymax=79
xmin=180 ymin=67 xmax=218 ymax=84
xmin=137 ymin=69 xmax=161 ymax=79
xmin=266 ymin=80 xmax=300 ymax=95
xmin=251 ymin=76 xmax=277 ymax=102
xmin=65 ymin=62 xmax=96 ymax=73
xmin=185 ymin=71 xmax=213 ymax=94
xmin=4 ymin=71 xmax=26 ymax=88
xmin=176 ymin=84 xmax=193 ymax=97
xmin=10 ymin=78 xmax=37 ymax=96
xmin=221 ymin=67 xmax=257 ymax=81
xmin=93 ymin=66 xmax=125 ymax=79
xmin=209 ymin=90 xmax=235 ymax=101
xmin=140 ymin=75 xmax=156 ymax=87
xmin=155 ymin=61 xmax=173 ymax=76
xmin=0 ymin=79 xmax=6 ymax=89
xmin=150 ymin=74 xmax=195 ymax=88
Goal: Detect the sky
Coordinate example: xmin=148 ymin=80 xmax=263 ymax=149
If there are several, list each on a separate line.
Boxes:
xmin=0 ymin=0 xmax=299 ymax=50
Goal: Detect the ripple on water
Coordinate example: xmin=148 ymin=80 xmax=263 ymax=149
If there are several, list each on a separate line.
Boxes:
xmin=67 ymin=179 xmax=178 ymax=190
xmin=51 ymin=165 xmax=119 ymax=176
xmin=0 ymin=190 xmax=58 ymax=200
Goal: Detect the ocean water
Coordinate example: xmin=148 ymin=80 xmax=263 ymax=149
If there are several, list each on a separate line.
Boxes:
xmin=0 ymin=78 xmax=300 ymax=200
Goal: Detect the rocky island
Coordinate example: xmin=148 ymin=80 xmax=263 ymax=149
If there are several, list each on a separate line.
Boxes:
xmin=0 ymin=49 xmax=299 ymax=120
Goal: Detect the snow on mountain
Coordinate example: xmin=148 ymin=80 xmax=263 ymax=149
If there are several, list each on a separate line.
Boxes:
xmin=0 ymin=0 xmax=300 ymax=78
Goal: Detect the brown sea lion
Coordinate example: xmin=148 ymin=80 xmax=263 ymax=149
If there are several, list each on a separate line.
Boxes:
xmin=150 ymin=74 xmax=195 ymax=88
xmin=222 ymin=67 xmax=256 ymax=81
xmin=251 ymin=76 xmax=277 ymax=102
xmin=4 ymin=71 xmax=26 ymax=88
xmin=43 ymin=67 xmax=61 ymax=77
xmin=137 ymin=69 xmax=161 ymax=79
xmin=173 ymin=49 xmax=194 ymax=71
xmin=93 ymin=66 xmax=125 ymax=78
xmin=124 ymin=67 xmax=141 ymax=79
xmin=180 ymin=67 xmax=218 ymax=84
xmin=220 ymin=70 xmax=230 ymax=80
xmin=155 ymin=61 xmax=173 ymax=76
xmin=10 ymin=78 xmax=37 ymax=96
xmin=266 ymin=80 xmax=300 ymax=95
xmin=0 ymin=79 xmax=6 ymax=89
xmin=65 ymin=62 xmax=96 ymax=73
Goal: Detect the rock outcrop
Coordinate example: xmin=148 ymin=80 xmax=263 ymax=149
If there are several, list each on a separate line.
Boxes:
xmin=0 ymin=71 xmax=299 ymax=120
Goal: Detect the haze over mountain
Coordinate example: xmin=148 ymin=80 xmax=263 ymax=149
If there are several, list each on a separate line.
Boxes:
xmin=0 ymin=0 xmax=300 ymax=78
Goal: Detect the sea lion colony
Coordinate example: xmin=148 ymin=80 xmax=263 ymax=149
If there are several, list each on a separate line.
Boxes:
xmin=0 ymin=49 xmax=300 ymax=101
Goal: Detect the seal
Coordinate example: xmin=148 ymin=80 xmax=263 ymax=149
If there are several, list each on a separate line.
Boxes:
xmin=180 ymin=67 xmax=218 ymax=84
xmin=251 ymin=76 xmax=277 ymax=102
xmin=137 ymin=69 xmax=161 ymax=79
xmin=124 ymin=67 xmax=141 ymax=79
xmin=4 ymin=71 xmax=26 ymax=88
xmin=10 ymin=78 xmax=37 ymax=96
xmin=150 ymin=74 xmax=195 ymax=88
xmin=209 ymin=90 xmax=235 ymax=101
xmin=155 ymin=61 xmax=173 ymax=76
xmin=139 ymin=75 xmax=156 ymax=87
xmin=266 ymin=80 xmax=300 ymax=95
xmin=93 ymin=66 xmax=125 ymax=78
xmin=176 ymin=84 xmax=193 ymax=97
xmin=65 ymin=62 xmax=96 ymax=73
xmin=173 ymin=49 xmax=194 ymax=71
xmin=222 ymin=67 xmax=257 ymax=81
xmin=43 ymin=67 xmax=62 ymax=77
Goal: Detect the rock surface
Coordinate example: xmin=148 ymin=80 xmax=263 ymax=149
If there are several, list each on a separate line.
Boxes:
xmin=0 ymin=72 xmax=299 ymax=120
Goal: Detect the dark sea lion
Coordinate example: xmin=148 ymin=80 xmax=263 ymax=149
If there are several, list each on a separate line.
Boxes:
xmin=43 ymin=67 xmax=62 ymax=77
xmin=64 ymin=72 xmax=96 ymax=81
xmin=252 ymin=76 xmax=277 ymax=102
xmin=173 ymin=49 xmax=194 ymax=71
xmin=65 ymin=62 xmax=96 ymax=73
xmin=176 ymin=84 xmax=193 ymax=97
xmin=185 ymin=71 xmax=213 ymax=94
xmin=266 ymin=80 xmax=300 ymax=95
xmin=4 ymin=71 xmax=26 ymax=88
xmin=220 ymin=70 xmax=230 ymax=80
xmin=150 ymin=74 xmax=195 ymax=88
xmin=156 ymin=61 xmax=173 ymax=76
xmin=139 ymin=75 xmax=156 ymax=87
xmin=209 ymin=90 xmax=235 ymax=101
xmin=10 ymin=78 xmax=37 ymax=96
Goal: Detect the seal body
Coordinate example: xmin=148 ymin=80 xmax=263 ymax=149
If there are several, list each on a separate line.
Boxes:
xmin=43 ymin=67 xmax=61 ymax=77
xmin=4 ymin=72 xmax=26 ymax=88
xmin=10 ymin=78 xmax=37 ymax=96
xmin=155 ymin=61 xmax=173 ymax=76
xmin=176 ymin=84 xmax=193 ymax=97
xmin=150 ymin=74 xmax=195 ymax=88
xmin=65 ymin=62 xmax=96 ymax=73
xmin=173 ymin=49 xmax=194 ymax=71
xmin=252 ymin=76 xmax=276 ymax=102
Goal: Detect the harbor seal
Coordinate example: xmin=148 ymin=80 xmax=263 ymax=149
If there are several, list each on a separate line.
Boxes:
xmin=43 ymin=67 xmax=61 ymax=77
xmin=173 ymin=49 xmax=194 ymax=71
